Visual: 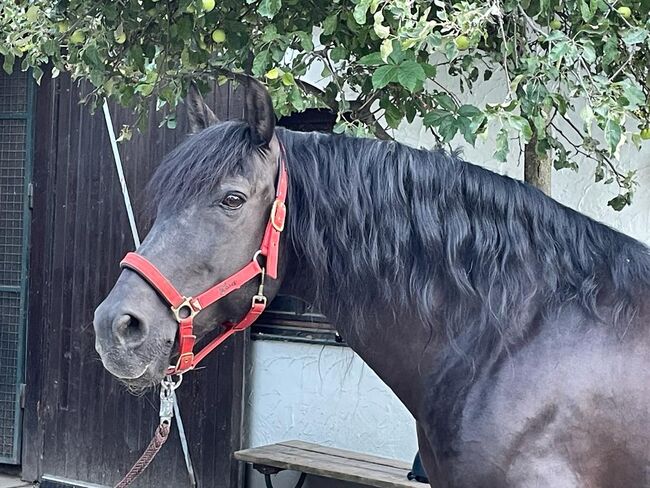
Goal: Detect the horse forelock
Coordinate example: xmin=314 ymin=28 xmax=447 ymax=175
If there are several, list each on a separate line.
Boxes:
xmin=148 ymin=121 xmax=268 ymax=214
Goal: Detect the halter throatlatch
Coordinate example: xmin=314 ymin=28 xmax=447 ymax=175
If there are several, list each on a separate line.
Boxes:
xmin=120 ymin=154 xmax=288 ymax=375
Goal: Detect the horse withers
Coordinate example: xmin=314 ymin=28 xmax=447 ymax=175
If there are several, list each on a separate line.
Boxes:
xmin=94 ymin=78 xmax=650 ymax=487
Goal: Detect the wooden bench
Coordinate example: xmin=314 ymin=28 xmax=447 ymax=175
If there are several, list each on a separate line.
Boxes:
xmin=234 ymin=440 xmax=424 ymax=488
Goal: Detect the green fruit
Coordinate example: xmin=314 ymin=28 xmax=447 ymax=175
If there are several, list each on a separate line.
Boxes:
xmin=115 ymin=31 xmax=126 ymax=44
xmin=265 ymin=67 xmax=281 ymax=79
xmin=211 ymin=29 xmax=226 ymax=43
xmin=641 ymin=127 xmax=650 ymax=140
xmin=56 ymin=21 xmax=69 ymax=33
xmin=617 ymin=6 xmax=632 ymax=18
xmin=454 ymin=35 xmax=470 ymax=51
xmin=202 ymin=0 xmax=216 ymax=11
xmin=549 ymin=19 xmax=562 ymax=30
xmin=70 ymin=29 xmax=86 ymax=44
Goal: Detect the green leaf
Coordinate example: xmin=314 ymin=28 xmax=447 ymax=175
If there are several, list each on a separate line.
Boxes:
xmin=508 ymin=115 xmax=533 ymax=142
xmin=25 ymin=5 xmax=40 ymax=22
xmin=82 ymin=45 xmax=103 ymax=69
xmin=2 ymin=53 xmax=14 ymax=75
xmin=458 ymin=117 xmax=477 ymax=145
xmin=373 ymin=11 xmax=390 ymax=38
xmin=494 ymin=128 xmax=509 ymax=162
xmin=604 ymin=119 xmax=623 ymax=153
xmin=622 ymin=28 xmax=647 ymax=46
xmin=258 ymin=0 xmax=282 ymax=19
xmin=602 ymin=36 xmax=618 ymax=68
xmin=549 ymin=41 xmax=573 ymax=63
xmin=619 ymin=80 xmax=645 ymax=108
xmin=423 ymin=109 xmax=448 ymax=127
xmin=383 ymin=101 xmax=402 ymax=129
xmin=380 ymin=39 xmax=393 ymax=62
xmin=331 ymin=45 xmax=347 ymax=62
xmin=358 ymin=52 xmax=384 ymax=65
xmin=579 ymin=0 xmax=594 ymax=22
xmin=290 ymin=86 xmax=306 ymax=111
xmin=581 ymin=41 xmax=596 ymax=64
xmin=458 ymin=104 xmax=482 ymax=117
xmin=261 ymin=25 xmax=279 ymax=43
xmin=437 ymin=115 xmax=458 ymax=142
xmin=281 ymin=72 xmax=295 ymax=86
xmin=421 ymin=63 xmax=437 ymax=78
xmin=396 ymin=60 xmax=425 ymax=92
xmin=322 ymin=14 xmax=338 ymax=35
xmin=252 ymin=51 xmax=271 ymax=77
xmin=353 ymin=0 xmax=372 ymax=24
xmin=608 ymin=194 xmax=630 ymax=211
xmin=372 ymin=65 xmax=398 ymax=89
xmin=433 ymin=93 xmax=456 ymax=111
xmin=296 ymin=31 xmax=314 ymax=51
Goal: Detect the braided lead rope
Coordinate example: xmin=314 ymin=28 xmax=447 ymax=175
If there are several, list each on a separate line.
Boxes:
xmin=113 ymin=422 xmax=171 ymax=488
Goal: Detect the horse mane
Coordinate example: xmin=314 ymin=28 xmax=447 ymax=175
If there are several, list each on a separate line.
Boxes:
xmin=150 ymin=120 xmax=650 ymax=451
xmin=278 ymin=126 xmax=650 ymax=326
xmin=276 ymin=126 xmax=650 ymax=455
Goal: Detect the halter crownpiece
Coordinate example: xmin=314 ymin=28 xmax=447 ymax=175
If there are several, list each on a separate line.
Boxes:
xmin=120 ymin=150 xmax=288 ymax=375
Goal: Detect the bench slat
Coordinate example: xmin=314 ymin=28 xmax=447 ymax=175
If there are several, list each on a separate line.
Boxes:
xmin=235 ymin=441 xmax=424 ymax=488
xmin=279 ymin=441 xmax=413 ymax=471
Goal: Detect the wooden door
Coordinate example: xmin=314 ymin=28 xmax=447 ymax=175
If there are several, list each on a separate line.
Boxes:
xmin=23 ymin=72 xmax=247 ymax=488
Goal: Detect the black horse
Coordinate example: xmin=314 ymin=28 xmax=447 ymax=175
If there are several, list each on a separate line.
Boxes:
xmin=94 ymin=79 xmax=650 ymax=487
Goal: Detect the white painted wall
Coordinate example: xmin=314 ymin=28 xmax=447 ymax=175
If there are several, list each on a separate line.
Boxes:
xmin=243 ymin=71 xmax=650 ymax=488
xmin=243 ymin=341 xmax=418 ymax=488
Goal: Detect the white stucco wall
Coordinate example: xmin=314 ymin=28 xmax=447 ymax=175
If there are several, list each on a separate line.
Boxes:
xmin=244 ymin=71 xmax=650 ymax=487
xmin=244 ymin=341 xmax=418 ymax=459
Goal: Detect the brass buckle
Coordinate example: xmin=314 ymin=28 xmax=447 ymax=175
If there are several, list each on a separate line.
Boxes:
xmin=252 ymin=294 xmax=268 ymax=308
xmin=171 ymin=297 xmax=200 ymax=322
xmin=270 ymin=200 xmax=286 ymax=232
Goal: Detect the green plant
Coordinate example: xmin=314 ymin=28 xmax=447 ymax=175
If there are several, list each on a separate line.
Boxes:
xmin=2 ymin=0 xmax=649 ymax=209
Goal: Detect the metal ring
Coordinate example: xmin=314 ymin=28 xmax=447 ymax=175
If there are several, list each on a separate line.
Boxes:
xmin=162 ymin=374 xmax=183 ymax=391
xmin=252 ymin=250 xmax=265 ymax=266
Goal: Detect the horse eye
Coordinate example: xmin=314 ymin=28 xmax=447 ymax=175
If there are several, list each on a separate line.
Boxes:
xmin=221 ymin=194 xmax=245 ymax=210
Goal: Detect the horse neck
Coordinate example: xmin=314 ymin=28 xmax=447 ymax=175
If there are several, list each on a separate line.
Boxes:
xmin=275 ymin=129 xmax=441 ymax=415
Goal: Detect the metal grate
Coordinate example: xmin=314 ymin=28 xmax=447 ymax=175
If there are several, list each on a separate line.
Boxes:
xmin=0 ymin=120 xmax=26 ymax=288
xmin=0 ymin=70 xmax=27 ymax=114
xmin=0 ymin=65 xmax=30 ymax=464
xmin=0 ymin=291 xmax=19 ymax=458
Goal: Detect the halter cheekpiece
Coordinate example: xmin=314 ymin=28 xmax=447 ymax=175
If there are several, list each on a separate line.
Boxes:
xmin=120 ymin=150 xmax=288 ymax=375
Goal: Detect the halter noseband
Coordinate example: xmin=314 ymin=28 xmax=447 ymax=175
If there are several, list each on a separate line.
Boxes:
xmin=120 ymin=152 xmax=288 ymax=375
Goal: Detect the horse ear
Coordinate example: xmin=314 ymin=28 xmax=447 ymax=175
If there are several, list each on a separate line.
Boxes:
xmin=245 ymin=77 xmax=276 ymax=147
xmin=186 ymin=83 xmax=218 ymax=133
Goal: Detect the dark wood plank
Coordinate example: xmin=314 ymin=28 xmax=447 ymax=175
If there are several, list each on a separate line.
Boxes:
xmin=24 ymin=75 xmax=246 ymax=487
xmin=235 ymin=442 xmax=422 ymax=488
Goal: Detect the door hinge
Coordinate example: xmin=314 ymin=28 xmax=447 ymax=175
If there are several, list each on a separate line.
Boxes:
xmin=27 ymin=182 xmax=33 ymax=209
xmin=19 ymin=384 xmax=26 ymax=409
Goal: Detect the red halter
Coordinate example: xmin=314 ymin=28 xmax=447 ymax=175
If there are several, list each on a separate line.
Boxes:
xmin=120 ymin=153 xmax=288 ymax=375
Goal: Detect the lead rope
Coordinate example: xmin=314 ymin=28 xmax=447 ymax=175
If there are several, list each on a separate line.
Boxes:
xmin=103 ymin=100 xmax=197 ymax=488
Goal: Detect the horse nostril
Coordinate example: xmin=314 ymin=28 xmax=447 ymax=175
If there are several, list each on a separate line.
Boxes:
xmin=112 ymin=314 xmax=148 ymax=348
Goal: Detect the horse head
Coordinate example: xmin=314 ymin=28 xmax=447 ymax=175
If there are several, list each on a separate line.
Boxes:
xmin=93 ymin=78 xmax=285 ymax=390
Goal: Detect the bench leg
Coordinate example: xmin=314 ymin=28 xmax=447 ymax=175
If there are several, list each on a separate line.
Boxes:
xmin=264 ymin=472 xmax=307 ymax=488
